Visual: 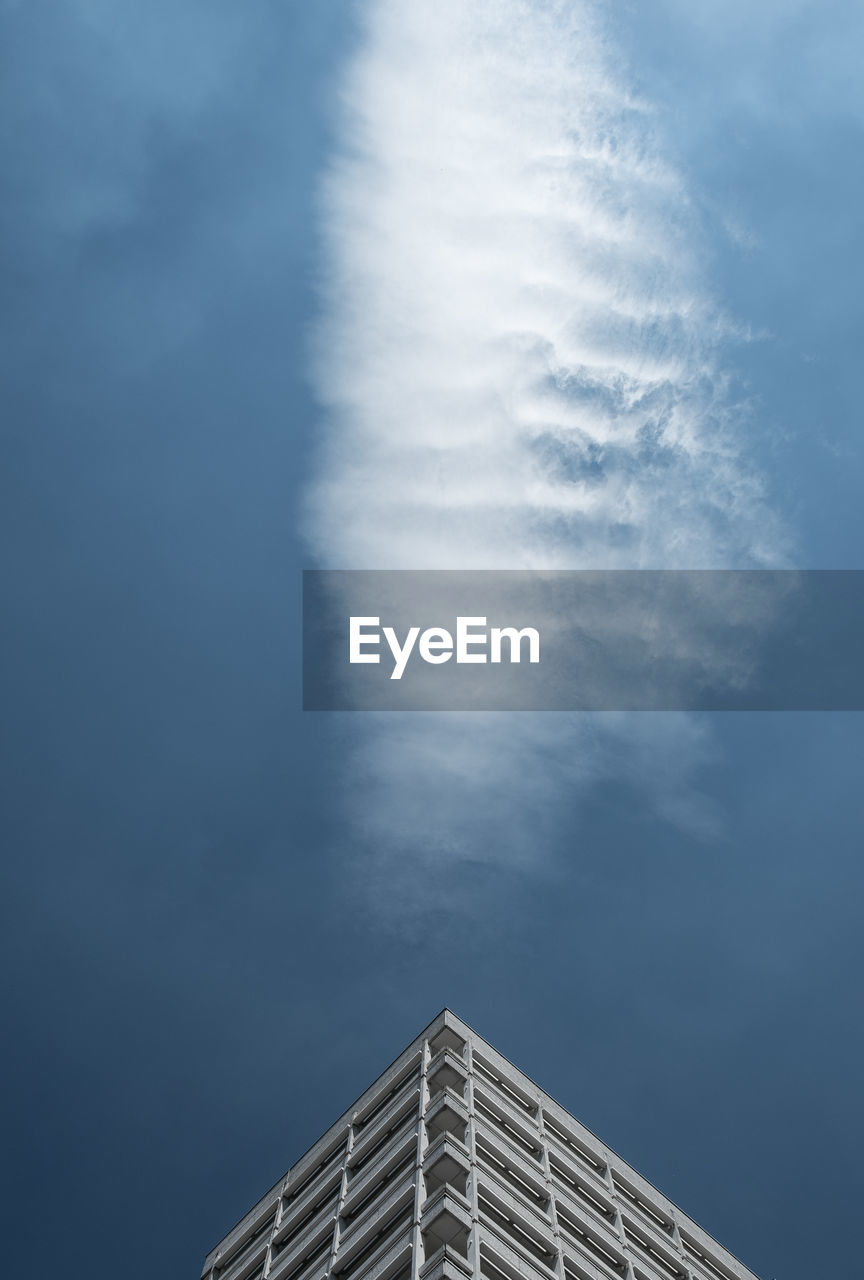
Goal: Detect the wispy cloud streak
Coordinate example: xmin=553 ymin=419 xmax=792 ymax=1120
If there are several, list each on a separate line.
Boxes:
xmin=306 ymin=0 xmax=787 ymax=918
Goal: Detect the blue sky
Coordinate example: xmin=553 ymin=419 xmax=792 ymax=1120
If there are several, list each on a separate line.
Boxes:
xmin=1 ymin=3 xmax=862 ymax=1279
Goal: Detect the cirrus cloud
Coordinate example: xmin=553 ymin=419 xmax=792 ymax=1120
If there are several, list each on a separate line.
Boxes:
xmin=305 ymin=0 xmax=789 ymax=921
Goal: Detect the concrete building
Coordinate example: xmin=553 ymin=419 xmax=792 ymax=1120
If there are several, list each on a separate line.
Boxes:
xmin=201 ymin=1010 xmax=760 ymax=1280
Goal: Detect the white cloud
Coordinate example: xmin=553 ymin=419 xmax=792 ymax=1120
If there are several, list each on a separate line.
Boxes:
xmin=306 ymin=0 xmax=788 ymax=920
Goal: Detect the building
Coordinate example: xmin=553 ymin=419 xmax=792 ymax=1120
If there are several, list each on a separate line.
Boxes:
xmin=200 ymin=1010 xmax=760 ymax=1280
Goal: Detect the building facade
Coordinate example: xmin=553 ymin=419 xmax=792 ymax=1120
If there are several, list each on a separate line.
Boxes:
xmin=201 ymin=1010 xmax=760 ymax=1280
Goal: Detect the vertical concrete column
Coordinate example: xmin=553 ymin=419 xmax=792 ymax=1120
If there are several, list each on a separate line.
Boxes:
xmin=669 ymin=1218 xmax=693 ymax=1277
xmin=264 ymin=1171 xmax=294 ymax=1278
xmin=410 ymin=1037 xmax=432 ymax=1280
xmin=603 ymin=1166 xmax=635 ymax=1280
xmin=263 ymin=1214 xmax=277 ymax=1277
xmin=537 ymin=1117 xmax=566 ymax=1280
xmin=267 ymin=1173 xmax=290 ymax=1278
xmin=464 ymin=1035 xmax=481 ymax=1280
xmin=328 ymin=1128 xmax=355 ymax=1276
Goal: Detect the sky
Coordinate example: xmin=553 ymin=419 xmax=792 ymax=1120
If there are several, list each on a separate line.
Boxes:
xmin=1 ymin=3 xmax=863 ymax=1279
